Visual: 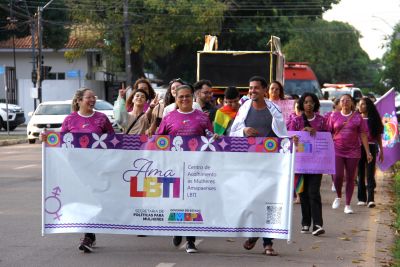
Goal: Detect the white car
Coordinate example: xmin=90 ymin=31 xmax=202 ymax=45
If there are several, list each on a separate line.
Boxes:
xmin=319 ymin=100 xmax=334 ymax=117
xmin=27 ymin=99 xmax=117 ymax=144
xmin=322 ymin=84 xmax=363 ymax=101
xmin=0 ymin=102 xmax=25 ymax=131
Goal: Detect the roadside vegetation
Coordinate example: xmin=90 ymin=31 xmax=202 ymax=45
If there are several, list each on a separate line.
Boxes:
xmin=393 ymin=162 xmax=400 ymax=266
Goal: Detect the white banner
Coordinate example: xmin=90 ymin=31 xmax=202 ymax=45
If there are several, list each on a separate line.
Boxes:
xmin=43 ymin=133 xmax=295 ymax=240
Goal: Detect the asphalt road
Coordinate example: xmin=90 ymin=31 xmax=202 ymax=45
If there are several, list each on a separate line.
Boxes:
xmin=0 ymin=143 xmax=395 ymax=267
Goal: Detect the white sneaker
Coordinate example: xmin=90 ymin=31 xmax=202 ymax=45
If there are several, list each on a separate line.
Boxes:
xmin=331 ymin=183 xmax=336 ymax=192
xmin=332 ymin=198 xmax=341 ymax=209
xmin=357 ymin=201 xmax=366 ymax=206
xmin=367 ymin=201 xmax=376 ymax=208
xmin=344 ymin=205 xmax=353 ymax=214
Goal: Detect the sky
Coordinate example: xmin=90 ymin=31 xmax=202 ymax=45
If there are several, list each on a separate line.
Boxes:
xmin=323 ymin=0 xmax=400 ymax=59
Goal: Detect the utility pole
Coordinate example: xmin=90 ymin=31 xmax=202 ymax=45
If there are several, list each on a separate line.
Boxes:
xmin=123 ymin=0 xmax=132 ymax=87
xmin=36 ymin=0 xmax=54 ymax=106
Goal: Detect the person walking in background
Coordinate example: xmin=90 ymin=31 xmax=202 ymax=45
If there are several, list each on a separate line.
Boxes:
xmin=328 ymin=94 xmax=372 ymax=214
xmin=289 ymin=93 xmax=326 ymax=236
xmin=213 ymin=86 xmax=240 ymax=135
xmin=114 ymin=87 xmax=158 ymax=134
xmin=230 ymin=76 xmax=290 ymax=256
xmin=357 ymin=97 xmax=384 ymax=208
xmin=266 ymin=80 xmax=285 ymax=102
xmin=194 ymin=79 xmax=217 ymax=122
xmin=42 ymin=88 xmax=115 ymax=253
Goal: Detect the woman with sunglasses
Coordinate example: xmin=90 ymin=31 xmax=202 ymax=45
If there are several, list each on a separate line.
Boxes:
xmin=157 ymin=84 xmax=216 ymax=253
xmin=149 ymin=78 xmax=202 ymax=134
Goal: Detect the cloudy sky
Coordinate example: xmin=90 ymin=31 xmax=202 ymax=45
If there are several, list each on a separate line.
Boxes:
xmin=323 ymin=0 xmax=400 ymax=59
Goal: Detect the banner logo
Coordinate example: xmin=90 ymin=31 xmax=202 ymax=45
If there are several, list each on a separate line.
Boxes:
xmin=168 ymin=209 xmax=203 ymax=222
xmin=123 ymin=158 xmax=180 ymax=198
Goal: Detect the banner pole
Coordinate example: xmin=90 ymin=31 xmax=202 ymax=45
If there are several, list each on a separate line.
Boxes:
xmin=41 ymin=138 xmax=46 ymax=236
xmin=287 ymin=141 xmax=296 ymax=243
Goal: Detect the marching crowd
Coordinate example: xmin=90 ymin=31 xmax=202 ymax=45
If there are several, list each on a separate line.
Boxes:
xmin=47 ymin=75 xmax=384 ymax=255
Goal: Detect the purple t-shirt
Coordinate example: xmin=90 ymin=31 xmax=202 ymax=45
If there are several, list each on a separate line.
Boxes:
xmin=363 ymin=117 xmax=380 ymax=144
xmin=157 ymin=109 xmax=213 ymax=136
xmin=328 ymin=111 xmax=367 ymax=158
xmin=61 ymin=111 xmax=115 ymax=134
xmin=285 ymin=112 xmax=298 ymax=129
xmin=289 ymin=114 xmax=327 ymax=132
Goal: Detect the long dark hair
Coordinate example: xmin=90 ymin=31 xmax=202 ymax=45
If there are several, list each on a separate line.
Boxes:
xmin=361 ymin=97 xmax=383 ymax=138
xmin=164 ymin=78 xmax=185 ymax=106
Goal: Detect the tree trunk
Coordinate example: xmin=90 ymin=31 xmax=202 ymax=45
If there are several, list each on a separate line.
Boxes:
xmin=130 ymin=49 xmax=145 ymax=82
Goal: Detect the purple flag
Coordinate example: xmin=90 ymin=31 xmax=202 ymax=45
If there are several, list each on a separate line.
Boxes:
xmin=375 ymin=88 xmax=400 ymax=171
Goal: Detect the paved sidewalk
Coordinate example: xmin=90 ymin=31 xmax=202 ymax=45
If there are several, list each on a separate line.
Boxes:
xmin=0 ymin=124 xmax=27 ymax=146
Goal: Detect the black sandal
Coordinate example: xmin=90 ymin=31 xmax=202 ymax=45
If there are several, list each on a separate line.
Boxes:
xmin=243 ymin=237 xmax=259 ymax=250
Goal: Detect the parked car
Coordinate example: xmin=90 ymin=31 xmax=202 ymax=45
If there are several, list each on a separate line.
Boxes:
xmin=0 ymin=102 xmax=25 ymax=131
xmin=319 ymin=100 xmax=334 ymax=117
xmin=27 ymin=99 xmax=117 ymax=144
xmin=322 ymin=83 xmax=363 ymax=101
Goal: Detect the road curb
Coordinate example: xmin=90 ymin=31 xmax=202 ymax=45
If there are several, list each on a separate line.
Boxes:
xmin=0 ymin=139 xmax=28 ymax=146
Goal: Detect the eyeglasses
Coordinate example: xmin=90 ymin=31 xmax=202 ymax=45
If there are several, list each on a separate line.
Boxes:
xmin=177 ymin=94 xmax=192 ymax=99
xmin=201 ymin=91 xmax=213 ymax=95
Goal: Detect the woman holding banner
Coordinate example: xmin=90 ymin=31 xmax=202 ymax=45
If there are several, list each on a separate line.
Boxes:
xmin=42 ymin=88 xmax=114 ymax=253
xmin=328 ymin=94 xmax=372 ymax=214
xmin=157 ymin=84 xmax=216 ymax=253
xmin=357 ymin=97 xmax=384 ymax=208
xmin=289 ymin=93 xmax=326 ymax=236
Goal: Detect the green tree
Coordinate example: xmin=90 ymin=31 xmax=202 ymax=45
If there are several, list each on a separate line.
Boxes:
xmin=283 ymin=20 xmax=375 ymax=87
xmin=218 ymin=0 xmax=340 ymax=51
xmin=381 ymin=23 xmax=400 ymax=91
xmin=0 ymin=1 xmax=69 ymax=50
xmin=66 ymin=0 xmax=226 ymax=81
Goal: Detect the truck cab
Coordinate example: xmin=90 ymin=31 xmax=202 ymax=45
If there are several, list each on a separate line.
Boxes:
xmin=283 ymin=62 xmax=322 ymax=99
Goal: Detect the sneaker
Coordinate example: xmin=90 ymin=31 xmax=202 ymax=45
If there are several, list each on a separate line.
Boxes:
xmin=78 ymin=235 xmax=95 ymax=253
xmin=368 ymin=201 xmax=376 ymax=208
xmin=331 ymin=183 xmax=336 ymax=192
xmin=312 ymin=225 xmax=325 ymax=236
xmin=301 ymin=225 xmax=310 ymax=234
xmin=332 ymin=198 xmax=341 ymax=209
xmin=186 ymin=241 xmax=198 ymax=253
xmin=344 ymin=205 xmax=354 ymax=214
xmin=172 ymin=236 xmax=182 ymax=247
xmin=357 ymin=201 xmax=367 ymax=206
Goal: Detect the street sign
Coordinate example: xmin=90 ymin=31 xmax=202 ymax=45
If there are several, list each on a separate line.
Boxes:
xmin=66 ymin=70 xmax=80 ymax=78
xmin=31 ymin=87 xmax=38 ymax=99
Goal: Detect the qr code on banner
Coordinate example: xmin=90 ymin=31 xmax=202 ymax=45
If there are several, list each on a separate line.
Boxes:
xmin=266 ymin=205 xmax=282 ymax=224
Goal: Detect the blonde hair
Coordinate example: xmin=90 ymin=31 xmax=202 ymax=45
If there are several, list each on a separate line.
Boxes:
xmin=72 ymin=87 xmax=92 ymax=112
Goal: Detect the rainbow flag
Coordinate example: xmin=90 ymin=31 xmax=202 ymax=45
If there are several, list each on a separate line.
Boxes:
xmin=294 ymin=174 xmax=304 ymax=194
xmin=213 ymin=105 xmax=238 ymax=135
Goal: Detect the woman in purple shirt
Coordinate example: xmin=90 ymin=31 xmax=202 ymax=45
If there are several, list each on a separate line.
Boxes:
xmin=328 ymin=94 xmax=372 ymax=214
xmin=289 ymin=93 xmax=326 ymax=236
xmin=357 ymin=97 xmax=384 ymax=208
xmin=62 ymin=88 xmax=114 ymax=253
xmin=157 ymin=84 xmax=214 ymax=254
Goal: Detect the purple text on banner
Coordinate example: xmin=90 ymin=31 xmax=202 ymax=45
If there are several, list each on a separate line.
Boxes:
xmin=288 ymin=131 xmax=335 ymax=174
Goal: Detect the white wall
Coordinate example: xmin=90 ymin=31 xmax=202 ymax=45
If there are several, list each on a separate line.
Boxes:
xmin=19 ymin=79 xmax=105 ymax=123
xmin=0 ymin=50 xmax=90 ymax=100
